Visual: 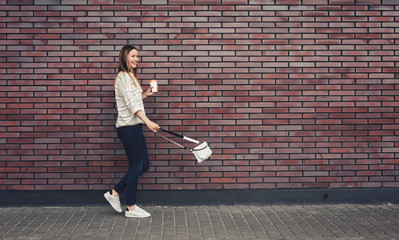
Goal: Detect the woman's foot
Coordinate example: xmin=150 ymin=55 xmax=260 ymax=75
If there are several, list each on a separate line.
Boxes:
xmin=125 ymin=205 xmax=151 ymax=218
xmin=111 ymin=189 xmax=119 ymax=198
xmin=104 ymin=190 xmax=122 ymax=213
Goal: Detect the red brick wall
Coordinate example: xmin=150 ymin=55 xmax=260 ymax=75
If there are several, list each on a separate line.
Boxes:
xmin=1 ymin=0 xmax=398 ymax=191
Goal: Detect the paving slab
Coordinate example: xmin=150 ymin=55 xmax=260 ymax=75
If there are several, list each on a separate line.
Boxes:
xmin=0 ymin=204 xmax=398 ymax=240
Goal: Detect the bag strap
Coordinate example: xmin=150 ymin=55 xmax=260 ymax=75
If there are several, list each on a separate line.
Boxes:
xmin=160 ymin=128 xmax=200 ymax=144
xmin=191 ymin=143 xmax=208 ymax=152
xmin=160 ymin=128 xmax=183 ymax=138
xmin=156 ymin=132 xmax=191 ymax=151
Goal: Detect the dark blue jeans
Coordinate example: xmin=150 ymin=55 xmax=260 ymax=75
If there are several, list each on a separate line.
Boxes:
xmin=114 ymin=124 xmax=150 ymax=206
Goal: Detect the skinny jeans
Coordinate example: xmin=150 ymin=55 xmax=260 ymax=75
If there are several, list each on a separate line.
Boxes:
xmin=114 ymin=124 xmax=150 ymax=205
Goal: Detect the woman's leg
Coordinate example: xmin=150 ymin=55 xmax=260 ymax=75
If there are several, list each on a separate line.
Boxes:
xmin=114 ymin=125 xmax=150 ymax=206
xmin=139 ymin=131 xmax=150 ymax=176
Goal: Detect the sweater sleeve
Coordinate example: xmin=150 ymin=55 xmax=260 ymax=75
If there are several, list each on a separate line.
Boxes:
xmin=115 ymin=72 xmax=144 ymax=116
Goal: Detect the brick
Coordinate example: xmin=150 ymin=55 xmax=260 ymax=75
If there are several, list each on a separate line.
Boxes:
xmin=0 ymin=1 xmax=398 ymax=191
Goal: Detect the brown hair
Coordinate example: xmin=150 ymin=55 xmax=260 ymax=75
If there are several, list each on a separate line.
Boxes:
xmin=117 ymin=45 xmax=140 ymax=88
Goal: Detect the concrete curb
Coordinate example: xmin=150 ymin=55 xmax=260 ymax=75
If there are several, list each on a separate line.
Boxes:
xmin=1 ymin=188 xmax=398 ymax=207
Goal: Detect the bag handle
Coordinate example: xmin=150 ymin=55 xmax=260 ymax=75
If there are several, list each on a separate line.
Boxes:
xmin=160 ymin=128 xmax=200 ymax=144
xmin=160 ymin=128 xmax=183 ymax=138
xmin=157 ymin=132 xmax=189 ymax=151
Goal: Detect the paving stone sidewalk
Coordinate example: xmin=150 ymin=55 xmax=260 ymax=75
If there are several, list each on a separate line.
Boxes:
xmin=0 ymin=204 xmax=398 ymax=240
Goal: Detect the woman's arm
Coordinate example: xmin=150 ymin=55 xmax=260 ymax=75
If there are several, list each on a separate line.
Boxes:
xmin=135 ymin=110 xmax=160 ymax=132
xmin=142 ymin=85 xmax=156 ymax=100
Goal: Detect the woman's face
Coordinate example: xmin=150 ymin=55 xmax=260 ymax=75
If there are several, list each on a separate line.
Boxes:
xmin=127 ymin=49 xmax=139 ymax=70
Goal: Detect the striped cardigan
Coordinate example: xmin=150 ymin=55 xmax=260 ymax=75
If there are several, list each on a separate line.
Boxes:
xmin=114 ymin=71 xmax=145 ymax=128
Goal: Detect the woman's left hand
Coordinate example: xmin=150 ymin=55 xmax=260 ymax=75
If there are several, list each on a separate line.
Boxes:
xmin=146 ymin=120 xmax=160 ymax=132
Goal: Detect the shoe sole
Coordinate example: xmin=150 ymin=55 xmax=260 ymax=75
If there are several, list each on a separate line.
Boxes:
xmin=104 ymin=193 xmax=123 ymax=213
xmin=125 ymin=213 xmax=151 ymax=218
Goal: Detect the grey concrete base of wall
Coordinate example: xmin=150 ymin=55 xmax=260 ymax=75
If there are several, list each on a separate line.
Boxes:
xmin=1 ymin=188 xmax=398 ymax=207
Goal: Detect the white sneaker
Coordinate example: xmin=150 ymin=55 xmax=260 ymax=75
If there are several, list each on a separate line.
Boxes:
xmin=125 ymin=206 xmax=151 ymax=218
xmin=104 ymin=190 xmax=122 ymax=213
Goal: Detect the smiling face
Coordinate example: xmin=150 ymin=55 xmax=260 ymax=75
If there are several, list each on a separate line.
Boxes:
xmin=126 ymin=49 xmax=139 ymax=71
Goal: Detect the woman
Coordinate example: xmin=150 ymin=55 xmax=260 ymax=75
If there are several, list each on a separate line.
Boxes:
xmin=104 ymin=45 xmax=160 ymax=218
